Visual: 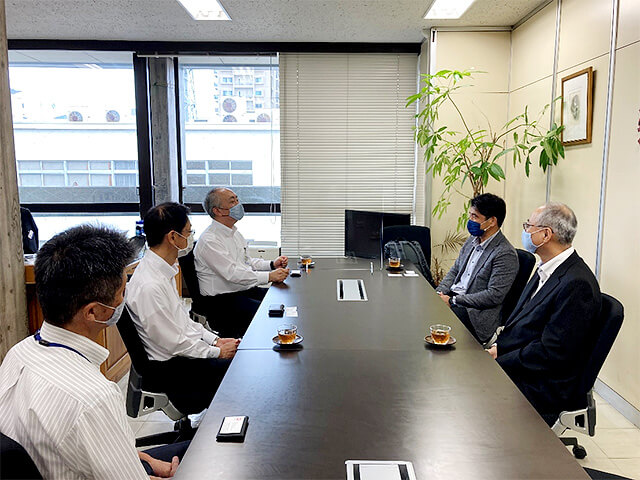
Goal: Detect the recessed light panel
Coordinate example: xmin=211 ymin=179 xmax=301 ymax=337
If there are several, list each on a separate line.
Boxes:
xmin=176 ymin=0 xmax=231 ymax=21
xmin=424 ymin=0 xmax=476 ymax=19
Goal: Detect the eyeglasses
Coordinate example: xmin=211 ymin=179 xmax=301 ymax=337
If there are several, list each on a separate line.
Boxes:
xmin=174 ymin=229 xmax=195 ymax=238
xmin=522 ymin=222 xmax=553 ymax=232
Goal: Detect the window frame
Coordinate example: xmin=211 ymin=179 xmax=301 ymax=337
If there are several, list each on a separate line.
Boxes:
xmin=9 ymin=40 xmax=420 ymax=217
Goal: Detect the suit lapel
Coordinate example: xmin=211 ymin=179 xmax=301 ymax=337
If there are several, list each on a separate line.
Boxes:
xmin=504 ymin=251 xmax=580 ymax=329
xmin=453 ymin=241 xmax=475 ymax=284
xmin=505 ymin=272 xmax=540 ymax=326
xmin=467 ymin=231 xmax=504 ymax=289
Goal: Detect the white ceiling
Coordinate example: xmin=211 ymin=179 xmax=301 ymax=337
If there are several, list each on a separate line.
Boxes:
xmin=5 ymin=0 xmax=549 ymax=44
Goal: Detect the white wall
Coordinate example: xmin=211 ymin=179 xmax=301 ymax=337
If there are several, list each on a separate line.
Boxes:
xmin=425 ymin=0 xmax=640 ymax=413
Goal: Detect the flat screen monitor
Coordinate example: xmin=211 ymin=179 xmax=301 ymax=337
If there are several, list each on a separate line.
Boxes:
xmin=344 ymin=210 xmax=411 ymax=259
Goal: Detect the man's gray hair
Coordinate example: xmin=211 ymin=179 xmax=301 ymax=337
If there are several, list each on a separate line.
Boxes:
xmin=537 ymin=202 xmax=578 ymax=245
xmin=203 ymin=187 xmax=227 ymax=219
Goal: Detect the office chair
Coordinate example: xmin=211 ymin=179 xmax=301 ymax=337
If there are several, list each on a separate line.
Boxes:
xmin=382 ymin=225 xmax=431 ymax=268
xmin=117 ymin=306 xmax=197 ymax=447
xmin=177 ymin=244 xmax=209 ymax=326
xmin=501 ymin=249 xmax=536 ymax=323
xmin=0 ymin=432 xmax=43 ymax=479
xmin=128 ymin=235 xmax=147 ymax=262
xmin=551 ymin=293 xmax=624 ymax=459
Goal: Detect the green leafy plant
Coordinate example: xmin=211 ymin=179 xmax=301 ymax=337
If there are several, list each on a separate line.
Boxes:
xmin=407 ymin=69 xmax=565 ymax=230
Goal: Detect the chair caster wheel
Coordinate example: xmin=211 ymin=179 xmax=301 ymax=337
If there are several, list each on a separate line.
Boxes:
xmin=573 ymin=445 xmax=587 ymax=459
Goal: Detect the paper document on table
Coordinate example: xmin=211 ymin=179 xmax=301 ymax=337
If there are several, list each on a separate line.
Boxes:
xmin=285 ymin=306 xmax=298 ymax=317
xmin=346 ymin=460 xmax=416 ymax=480
xmin=403 ymin=270 xmax=419 ymax=277
xmin=387 ymin=273 xmax=403 ymax=277
xmin=361 ymin=465 xmax=402 ymax=480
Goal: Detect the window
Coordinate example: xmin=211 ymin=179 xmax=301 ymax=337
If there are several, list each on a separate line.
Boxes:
xmin=8 ymin=50 xmax=139 ymax=206
xmin=179 ymin=56 xmax=280 ymax=211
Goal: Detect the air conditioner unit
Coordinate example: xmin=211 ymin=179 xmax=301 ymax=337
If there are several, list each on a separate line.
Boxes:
xmin=247 ymin=243 xmax=279 ymax=261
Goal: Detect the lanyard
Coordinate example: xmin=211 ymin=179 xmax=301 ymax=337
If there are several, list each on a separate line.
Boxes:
xmin=34 ymin=331 xmax=90 ymax=363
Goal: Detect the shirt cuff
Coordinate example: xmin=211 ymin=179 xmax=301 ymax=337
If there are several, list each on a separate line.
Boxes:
xmin=202 ymin=329 xmax=219 ymax=346
xmin=257 ymin=259 xmax=272 ymax=271
xmin=208 ymin=346 xmax=221 ymax=359
xmin=257 ymin=271 xmax=271 ymax=285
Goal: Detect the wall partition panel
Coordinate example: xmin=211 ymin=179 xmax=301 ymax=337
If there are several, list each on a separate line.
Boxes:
xmin=280 ymin=53 xmax=418 ymax=257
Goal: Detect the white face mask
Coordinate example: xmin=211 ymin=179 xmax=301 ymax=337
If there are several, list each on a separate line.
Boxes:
xmin=173 ymin=230 xmax=195 ymax=258
xmin=94 ymin=300 xmax=125 ymax=326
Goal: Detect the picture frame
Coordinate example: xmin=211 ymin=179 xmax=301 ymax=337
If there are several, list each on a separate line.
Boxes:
xmin=561 ymin=67 xmax=594 ymax=145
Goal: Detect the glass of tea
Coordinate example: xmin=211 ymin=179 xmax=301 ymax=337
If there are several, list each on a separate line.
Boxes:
xmin=300 ymin=255 xmax=312 ymax=266
xmin=388 ymin=257 xmax=401 ymax=268
xmin=430 ymin=324 xmax=451 ymax=344
xmin=277 ymin=324 xmax=298 ymax=344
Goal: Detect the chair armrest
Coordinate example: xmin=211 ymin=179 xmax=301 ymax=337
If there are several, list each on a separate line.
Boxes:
xmin=552 ymin=390 xmax=596 ymax=437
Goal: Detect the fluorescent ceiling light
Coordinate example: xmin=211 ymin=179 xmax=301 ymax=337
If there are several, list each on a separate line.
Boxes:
xmin=176 ymin=0 xmax=231 ymax=21
xmin=424 ymin=0 xmax=476 ymax=19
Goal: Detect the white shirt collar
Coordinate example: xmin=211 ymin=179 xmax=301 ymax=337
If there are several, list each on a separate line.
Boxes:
xmin=39 ymin=321 xmax=110 ymax=367
xmin=210 ymin=219 xmax=236 ymax=237
xmin=537 ymin=246 xmax=575 ymax=283
xmin=145 ymin=249 xmax=180 ymax=279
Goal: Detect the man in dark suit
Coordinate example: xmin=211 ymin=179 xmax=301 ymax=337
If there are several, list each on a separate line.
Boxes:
xmin=486 ymin=203 xmax=601 ymax=425
xmin=436 ymin=194 xmax=518 ymax=344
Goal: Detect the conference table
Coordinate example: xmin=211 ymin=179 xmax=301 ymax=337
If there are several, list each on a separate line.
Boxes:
xmin=174 ymin=258 xmax=588 ymax=479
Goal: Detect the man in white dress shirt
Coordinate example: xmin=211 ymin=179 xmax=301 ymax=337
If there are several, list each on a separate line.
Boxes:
xmin=194 ymin=187 xmax=289 ymax=337
xmin=126 ymin=202 xmax=239 ymax=413
xmin=0 ymin=225 xmax=184 ymax=479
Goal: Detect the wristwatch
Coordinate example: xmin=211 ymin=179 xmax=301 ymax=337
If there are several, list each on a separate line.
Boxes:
xmin=270 ymin=260 xmax=275 ymax=270
xmin=449 ymin=296 xmax=456 ymax=306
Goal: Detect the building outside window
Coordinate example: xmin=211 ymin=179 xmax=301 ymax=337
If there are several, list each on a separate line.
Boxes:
xmin=8 ymin=50 xmax=139 ymax=205
xmin=179 ymin=56 xmax=280 ymax=207
xmin=8 ymin=50 xmax=140 ymax=241
xmin=179 ymin=56 xmax=280 ymax=244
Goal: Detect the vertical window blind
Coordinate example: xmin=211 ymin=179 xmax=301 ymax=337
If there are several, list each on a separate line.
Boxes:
xmin=280 ymin=53 xmax=419 ymax=256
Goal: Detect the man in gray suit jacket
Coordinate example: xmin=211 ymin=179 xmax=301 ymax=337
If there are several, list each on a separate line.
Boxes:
xmin=436 ymin=194 xmax=518 ymax=344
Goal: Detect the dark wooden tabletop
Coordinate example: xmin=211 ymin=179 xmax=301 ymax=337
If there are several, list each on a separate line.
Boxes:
xmin=174 ymin=258 xmax=588 ymax=480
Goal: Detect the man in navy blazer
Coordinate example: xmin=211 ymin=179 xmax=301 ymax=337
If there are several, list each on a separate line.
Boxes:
xmin=487 ymin=203 xmax=601 ymax=424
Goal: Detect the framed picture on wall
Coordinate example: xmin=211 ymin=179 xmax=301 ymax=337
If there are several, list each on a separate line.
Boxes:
xmin=561 ymin=67 xmax=594 ymax=145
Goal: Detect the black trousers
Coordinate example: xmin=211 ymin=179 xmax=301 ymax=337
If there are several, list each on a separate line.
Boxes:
xmin=146 ymin=356 xmax=232 ymax=414
xmin=200 ymin=287 xmax=267 ymax=338
xmin=449 ymin=302 xmax=483 ymax=344
xmin=141 ymin=441 xmax=191 ymax=475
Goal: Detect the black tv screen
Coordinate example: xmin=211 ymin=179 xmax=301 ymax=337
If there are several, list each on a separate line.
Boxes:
xmin=344 ymin=210 xmax=411 ymax=259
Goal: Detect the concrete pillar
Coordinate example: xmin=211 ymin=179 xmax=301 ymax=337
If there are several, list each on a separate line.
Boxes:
xmin=0 ymin=0 xmax=28 ymax=361
xmin=149 ymin=58 xmax=180 ymax=204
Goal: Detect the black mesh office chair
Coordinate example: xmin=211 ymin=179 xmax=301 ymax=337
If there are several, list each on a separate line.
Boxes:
xmin=0 ymin=432 xmax=42 ymax=479
xmin=552 ymin=293 xmax=624 ymax=459
xmin=382 ymin=225 xmax=431 ymax=268
xmin=117 ymin=306 xmax=197 ymax=447
xmin=501 ymin=249 xmax=536 ymax=323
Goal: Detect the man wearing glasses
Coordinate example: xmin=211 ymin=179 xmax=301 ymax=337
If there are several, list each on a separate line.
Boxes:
xmin=126 ymin=202 xmax=240 ymax=413
xmin=486 ymin=203 xmax=601 ymax=425
xmin=436 ymin=193 xmax=518 ymax=345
